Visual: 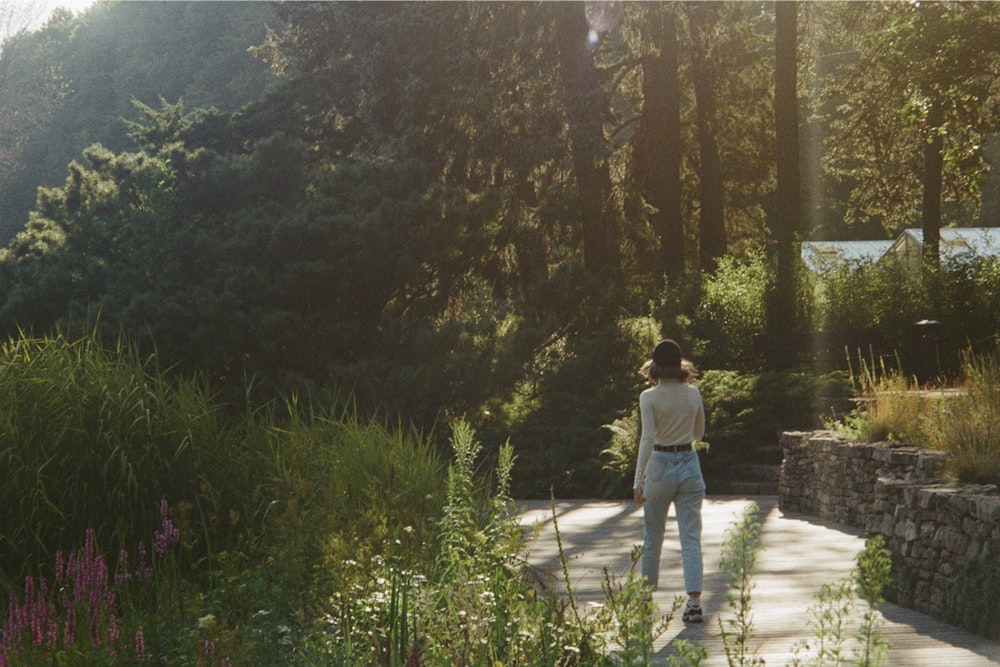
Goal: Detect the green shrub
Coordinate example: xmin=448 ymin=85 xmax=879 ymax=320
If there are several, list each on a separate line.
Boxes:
xmin=698 ymin=369 xmax=851 ymax=452
xmin=810 ymin=261 xmax=917 ymax=335
xmin=491 ymin=316 xmax=657 ymax=499
xmin=695 ymin=253 xmax=771 ymax=370
xmin=810 ymin=255 xmax=1000 ymax=379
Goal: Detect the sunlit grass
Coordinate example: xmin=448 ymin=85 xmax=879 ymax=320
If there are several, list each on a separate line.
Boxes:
xmin=844 ymin=349 xmax=1000 ymax=486
xmin=926 ymin=352 xmax=1000 ymax=485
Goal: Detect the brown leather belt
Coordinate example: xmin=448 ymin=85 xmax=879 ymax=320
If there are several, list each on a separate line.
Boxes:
xmin=654 ymin=443 xmax=692 ymax=453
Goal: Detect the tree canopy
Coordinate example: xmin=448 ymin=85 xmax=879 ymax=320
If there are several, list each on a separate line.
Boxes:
xmin=1 ymin=1 xmax=1000 ymax=494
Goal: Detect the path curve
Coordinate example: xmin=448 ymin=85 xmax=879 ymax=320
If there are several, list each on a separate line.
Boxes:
xmin=518 ymin=496 xmax=1000 ymax=666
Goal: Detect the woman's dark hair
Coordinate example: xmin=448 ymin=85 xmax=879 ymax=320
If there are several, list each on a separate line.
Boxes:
xmin=641 ymin=358 xmax=698 ymax=383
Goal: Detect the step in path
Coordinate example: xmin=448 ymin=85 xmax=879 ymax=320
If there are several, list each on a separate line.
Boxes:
xmin=518 ymin=496 xmax=1000 ymax=666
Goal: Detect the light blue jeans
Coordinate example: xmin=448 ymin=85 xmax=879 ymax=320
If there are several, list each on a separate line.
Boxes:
xmin=640 ymin=450 xmax=705 ymax=593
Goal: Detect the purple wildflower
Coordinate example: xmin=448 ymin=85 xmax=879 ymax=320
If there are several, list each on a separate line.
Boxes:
xmin=64 ymin=601 xmax=76 ymax=645
xmin=135 ymin=626 xmax=146 ymax=660
xmin=115 ymin=549 xmax=132 ymax=587
xmin=54 ymin=550 xmax=65 ymax=585
xmin=134 ymin=542 xmax=153 ymax=584
xmin=153 ymin=499 xmax=180 ymax=556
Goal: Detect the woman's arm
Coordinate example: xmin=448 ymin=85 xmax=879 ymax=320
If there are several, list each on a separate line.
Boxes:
xmin=633 ymin=391 xmax=654 ymax=495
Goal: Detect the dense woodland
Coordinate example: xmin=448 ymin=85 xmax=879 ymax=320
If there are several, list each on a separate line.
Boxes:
xmin=2 ymin=1 xmax=1000 ymax=496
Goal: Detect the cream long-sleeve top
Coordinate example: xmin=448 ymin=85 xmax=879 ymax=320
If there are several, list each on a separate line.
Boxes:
xmin=633 ymin=379 xmax=706 ymax=490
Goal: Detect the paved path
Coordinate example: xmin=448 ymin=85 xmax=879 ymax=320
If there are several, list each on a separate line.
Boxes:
xmin=518 ymin=496 xmax=1000 ymax=666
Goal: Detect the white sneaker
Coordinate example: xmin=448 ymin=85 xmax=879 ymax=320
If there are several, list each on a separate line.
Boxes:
xmin=682 ymin=601 xmax=703 ymax=623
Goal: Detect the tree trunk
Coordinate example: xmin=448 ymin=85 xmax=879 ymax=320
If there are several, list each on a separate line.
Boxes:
xmin=638 ymin=7 xmax=684 ymax=284
xmin=554 ymin=2 xmax=621 ymax=279
xmin=687 ymin=2 xmax=726 ymax=272
xmin=769 ymin=0 xmax=801 ymax=338
xmin=921 ymin=99 xmax=943 ymax=269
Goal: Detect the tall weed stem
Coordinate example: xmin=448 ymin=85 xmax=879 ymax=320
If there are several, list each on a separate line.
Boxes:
xmin=718 ymin=502 xmax=765 ymax=667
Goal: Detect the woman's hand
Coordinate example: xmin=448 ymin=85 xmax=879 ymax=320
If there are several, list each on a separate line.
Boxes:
xmin=633 ymin=486 xmax=645 ymax=504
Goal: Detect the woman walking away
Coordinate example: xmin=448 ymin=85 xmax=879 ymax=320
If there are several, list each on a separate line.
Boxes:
xmin=632 ymin=339 xmax=706 ymax=623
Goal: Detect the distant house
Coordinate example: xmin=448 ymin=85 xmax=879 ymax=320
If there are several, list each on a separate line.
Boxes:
xmin=802 ymin=228 xmax=1000 ymax=274
xmin=888 ymin=227 xmax=1000 ymax=273
xmin=800 ymin=240 xmax=894 ymax=273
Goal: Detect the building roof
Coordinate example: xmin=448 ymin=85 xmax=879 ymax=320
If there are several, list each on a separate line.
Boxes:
xmin=900 ymin=227 xmax=1000 ymax=256
xmin=804 ymin=228 xmax=1000 ymax=273
xmin=801 ymin=240 xmax=895 ymax=272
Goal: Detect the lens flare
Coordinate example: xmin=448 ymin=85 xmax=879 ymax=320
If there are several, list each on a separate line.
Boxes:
xmin=585 ymin=1 xmax=624 ymax=36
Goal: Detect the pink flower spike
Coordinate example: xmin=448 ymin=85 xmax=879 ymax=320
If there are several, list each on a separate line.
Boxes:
xmin=55 ymin=550 xmax=65 ymax=584
xmin=64 ymin=604 xmax=75 ymax=645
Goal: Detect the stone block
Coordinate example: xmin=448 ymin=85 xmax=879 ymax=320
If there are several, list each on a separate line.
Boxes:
xmin=896 ymin=519 xmax=918 ymax=541
xmin=965 ymin=538 xmax=982 ymax=560
xmin=973 ymin=495 xmax=1000 ymax=524
xmin=920 ymin=521 xmax=937 ymax=541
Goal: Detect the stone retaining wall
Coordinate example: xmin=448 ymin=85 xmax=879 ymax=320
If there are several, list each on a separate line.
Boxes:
xmin=778 ymin=431 xmax=1000 ymax=619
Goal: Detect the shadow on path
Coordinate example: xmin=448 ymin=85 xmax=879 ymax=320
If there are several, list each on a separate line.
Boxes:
xmin=518 ymin=496 xmax=1000 ymax=666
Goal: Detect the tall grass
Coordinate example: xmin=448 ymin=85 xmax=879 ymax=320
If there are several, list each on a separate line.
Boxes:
xmin=0 ymin=332 xmax=237 ymax=586
xmin=845 ymin=348 xmax=1000 ymax=486
xmin=844 ymin=353 xmax=930 ymax=445
xmin=927 ymin=351 xmax=1000 ymax=485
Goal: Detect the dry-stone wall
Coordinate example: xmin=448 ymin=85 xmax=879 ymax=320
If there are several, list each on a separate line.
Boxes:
xmin=779 ymin=431 xmax=1000 ymax=620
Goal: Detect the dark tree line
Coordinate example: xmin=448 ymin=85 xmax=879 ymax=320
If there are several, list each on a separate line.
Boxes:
xmin=1 ymin=2 xmax=1000 ymax=493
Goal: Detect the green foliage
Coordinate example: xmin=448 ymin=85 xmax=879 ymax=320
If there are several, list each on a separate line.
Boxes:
xmin=791 ymin=580 xmax=855 ymax=666
xmin=303 ymin=422 xmax=606 ymax=666
xmin=0 ymin=2 xmax=278 ymax=241
xmin=494 ymin=313 xmax=650 ymax=498
xmin=701 ymin=369 xmax=852 ymax=478
xmin=669 ymin=639 xmax=710 ymax=667
xmin=695 ymin=253 xmax=771 ymax=369
xmin=853 ymin=536 xmax=892 ymax=667
xmin=809 ymin=260 xmax=918 ymax=335
xmin=810 ymin=255 xmax=1000 ymax=378
xmin=596 ymin=558 xmax=674 ymax=667
xmin=820 ymin=1 xmax=1000 ymax=232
